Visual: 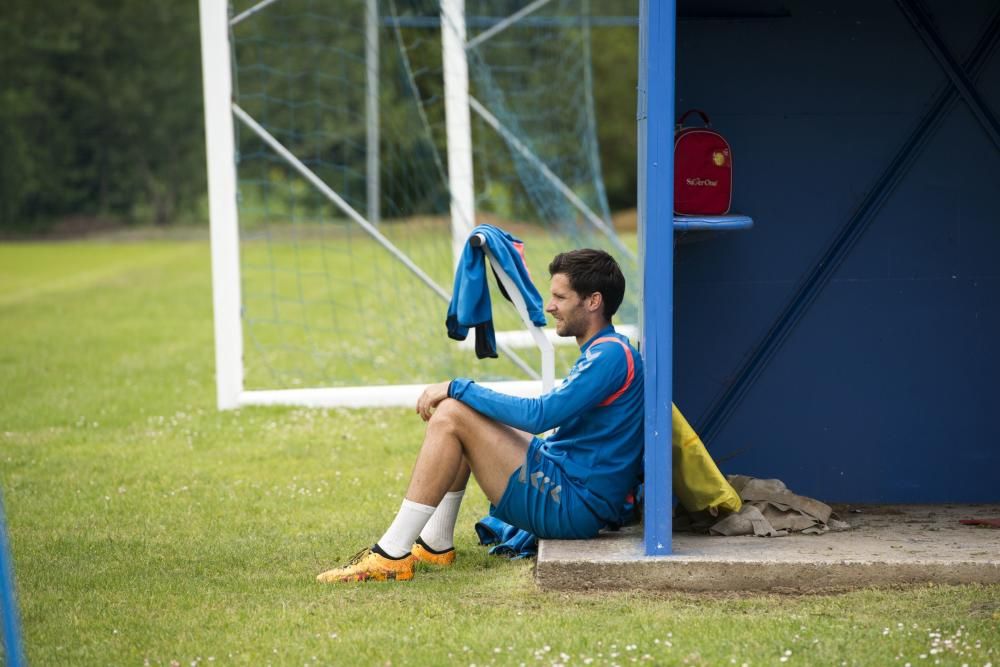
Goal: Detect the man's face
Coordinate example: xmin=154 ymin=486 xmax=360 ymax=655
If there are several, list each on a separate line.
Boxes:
xmin=546 ymin=273 xmax=590 ymax=338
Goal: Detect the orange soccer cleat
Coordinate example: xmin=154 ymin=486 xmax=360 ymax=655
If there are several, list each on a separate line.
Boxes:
xmin=411 ymin=537 xmax=456 ymax=567
xmin=316 ymin=546 xmax=414 ymax=583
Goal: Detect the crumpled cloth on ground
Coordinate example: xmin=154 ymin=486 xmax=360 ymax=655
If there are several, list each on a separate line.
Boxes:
xmin=474 ymin=515 xmax=537 ymax=559
xmin=674 ymin=475 xmax=850 ymax=537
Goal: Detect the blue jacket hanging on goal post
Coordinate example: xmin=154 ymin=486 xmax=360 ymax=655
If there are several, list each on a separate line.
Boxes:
xmin=446 ymin=224 xmax=547 ymax=359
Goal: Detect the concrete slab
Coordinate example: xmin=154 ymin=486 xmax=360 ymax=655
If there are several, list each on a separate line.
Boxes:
xmin=536 ymin=505 xmax=1000 ymax=593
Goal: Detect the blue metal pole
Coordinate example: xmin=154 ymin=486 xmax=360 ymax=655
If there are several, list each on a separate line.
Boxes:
xmin=638 ymin=0 xmax=675 ymax=556
xmin=0 ymin=487 xmax=26 ymax=667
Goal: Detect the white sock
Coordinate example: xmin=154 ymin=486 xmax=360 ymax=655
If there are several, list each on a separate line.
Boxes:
xmin=418 ymin=490 xmax=465 ymax=552
xmin=376 ymin=499 xmax=436 ymax=558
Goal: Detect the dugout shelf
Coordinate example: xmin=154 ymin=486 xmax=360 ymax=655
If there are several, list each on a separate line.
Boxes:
xmin=673 ymin=213 xmax=754 ymax=231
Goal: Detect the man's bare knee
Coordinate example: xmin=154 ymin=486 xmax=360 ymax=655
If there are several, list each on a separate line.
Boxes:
xmin=428 ymin=398 xmax=477 ymax=432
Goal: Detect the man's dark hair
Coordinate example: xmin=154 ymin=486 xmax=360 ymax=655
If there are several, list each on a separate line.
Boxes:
xmin=548 ymin=248 xmax=626 ymax=321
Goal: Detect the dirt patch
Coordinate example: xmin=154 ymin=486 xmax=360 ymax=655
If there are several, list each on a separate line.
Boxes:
xmin=46 ymin=215 xmax=129 ymax=238
xmin=831 ymin=504 xmax=907 ymax=516
xmin=1 ymin=218 xmax=214 ymax=243
xmin=3 ymin=210 xmax=639 ymax=243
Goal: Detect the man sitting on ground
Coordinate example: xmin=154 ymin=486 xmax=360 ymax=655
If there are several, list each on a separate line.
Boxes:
xmin=317 ymin=248 xmax=644 ymax=582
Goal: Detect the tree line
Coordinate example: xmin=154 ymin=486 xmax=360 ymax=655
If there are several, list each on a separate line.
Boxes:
xmin=0 ymin=1 xmax=637 ymax=234
xmin=1 ymin=1 xmax=206 ymax=232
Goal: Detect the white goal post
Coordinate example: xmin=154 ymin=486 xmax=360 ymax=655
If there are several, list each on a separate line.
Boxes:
xmin=200 ymin=0 xmax=569 ymax=409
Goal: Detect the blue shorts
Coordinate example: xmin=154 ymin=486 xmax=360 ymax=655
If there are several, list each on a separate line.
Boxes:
xmin=492 ymin=438 xmax=604 ymax=540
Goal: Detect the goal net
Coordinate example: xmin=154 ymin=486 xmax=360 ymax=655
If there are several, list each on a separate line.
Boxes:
xmin=202 ymin=0 xmax=638 ymax=408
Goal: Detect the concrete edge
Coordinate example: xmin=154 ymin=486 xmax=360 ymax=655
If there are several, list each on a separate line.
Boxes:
xmin=535 ymin=559 xmax=1000 ymax=593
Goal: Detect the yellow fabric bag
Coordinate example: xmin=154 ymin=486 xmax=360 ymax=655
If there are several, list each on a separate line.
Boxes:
xmin=672 ymin=403 xmax=742 ymax=514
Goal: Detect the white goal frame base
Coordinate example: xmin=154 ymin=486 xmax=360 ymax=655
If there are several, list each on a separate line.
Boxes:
xmin=236 ymin=380 xmax=553 ymax=409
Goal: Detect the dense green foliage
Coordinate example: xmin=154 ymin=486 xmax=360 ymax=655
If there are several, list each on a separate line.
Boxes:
xmin=0 ymin=2 xmax=638 ymax=234
xmin=592 ymin=23 xmax=639 ymax=211
xmin=2 ymin=238 xmax=999 ymax=664
xmin=1 ymin=2 xmax=206 ymax=231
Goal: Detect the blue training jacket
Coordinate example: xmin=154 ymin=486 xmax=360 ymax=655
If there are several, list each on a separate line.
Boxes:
xmin=446 ymin=224 xmax=547 ymax=359
xmin=449 ymin=325 xmax=644 ymax=525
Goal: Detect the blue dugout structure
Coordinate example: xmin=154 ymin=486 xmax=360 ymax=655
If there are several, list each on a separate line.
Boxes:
xmin=641 ymin=0 xmax=1000 ymax=554
xmin=639 ymin=0 xmax=676 ymax=556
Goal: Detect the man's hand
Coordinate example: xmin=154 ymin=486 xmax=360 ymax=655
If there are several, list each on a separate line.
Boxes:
xmin=416 ymin=381 xmax=451 ymax=422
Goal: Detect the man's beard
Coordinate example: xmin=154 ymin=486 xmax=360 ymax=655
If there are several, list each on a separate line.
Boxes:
xmin=556 ymin=316 xmax=583 ymax=338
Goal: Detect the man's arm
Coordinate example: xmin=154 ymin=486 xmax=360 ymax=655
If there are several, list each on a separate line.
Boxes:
xmin=447 ymin=342 xmax=628 ymax=433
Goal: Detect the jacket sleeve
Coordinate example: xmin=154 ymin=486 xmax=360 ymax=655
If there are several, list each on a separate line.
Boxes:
xmin=448 ymin=341 xmax=628 ymax=433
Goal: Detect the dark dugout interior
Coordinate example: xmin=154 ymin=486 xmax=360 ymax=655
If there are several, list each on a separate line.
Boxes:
xmin=670 ymin=0 xmax=1000 ymax=502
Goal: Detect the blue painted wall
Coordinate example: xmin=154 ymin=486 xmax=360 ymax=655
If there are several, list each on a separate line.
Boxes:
xmin=670 ymin=0 xmax=1000 ymax=502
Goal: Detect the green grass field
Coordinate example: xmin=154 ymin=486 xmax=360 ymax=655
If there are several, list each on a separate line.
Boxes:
xmin=1 ymin=237 xmax=998 ymax=666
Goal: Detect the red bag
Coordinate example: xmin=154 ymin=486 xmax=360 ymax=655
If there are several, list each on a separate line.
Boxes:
xmin=674 ymin=109 xmax=733 ymax=215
